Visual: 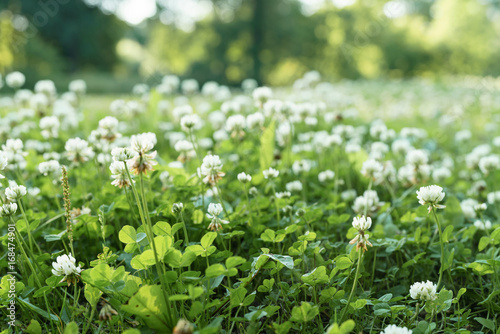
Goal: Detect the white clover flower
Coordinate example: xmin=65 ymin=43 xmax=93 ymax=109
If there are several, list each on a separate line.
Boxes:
xmin=242 ymin=78 xmax=258 ymax=92
xmin=200 ymin=155 xmax=225 ymax=185
xmin=474 ymin=219 xmax=492 ymax=231
xmin=2 ymin=139 xmax=28 ymax=169
xmin=487 ymin=191 xmax=500 ymax=204
xmin=263 ymin=167 xmax=279 ymax=179
xmin=65 ymin=138 xmax=94 ymax=164
xmin=349 ymin=215 xmax=373 ymax=251
xmin=69 ymin=79 xmax=86 ymax=95
xmin=237 ymin=172 xmax=252 ymax=183
xmin=6 ymin=71 xmax=25 ymax=89
xmin=0 ymin=203 xmax=18 ymax=216
xmin=110 ymin=161 xmax=133 ymax=188
xmin=207 ymin=203 xmax=228 ymax=231
xmin=416 ymin=185 xmax=446 ymax=213
xmin=38 ymin=160 xmax=61 ymax=176
xmin=318 ymin=170 xmax=335 ymax=183
xmin=39 ymin=116 xmax=60 ymax=139
xmin=406 ymin=149 xmax=429 ymax=166
xmin=246 ymin=112 xmax=265 ymax=129
xmin=381 ymin=325 xmax=412 ymax=334
xmin=174 ymin=140 xmax=194 ymax=153
xmin=474 ymin=203 xmax=487 ymax=212
xmin=352 ymin=190 xmax=383 ymax=215
xmin=34 ymin=79 xmax=56 ymax=97
xmin=352 ymin=216 xmax=372 ymax=231
xmin=341 ymin=189 xmax=357 ymax=202
xmin=460 ymin=199 xmax=478 ymax=219
xmin=130 ymin=133 xmax=156 ymax=154
xmin=275 ymin=191 xmax=291 ymax=199
xmin=292 ymin=160 xmax=312 ymax=174
xmin=432 ymin=166 xmax=451 ymax=182
xmin=252 ymin=86 xmax=273 ymax=107
xmin=180 ymin=114 xmax=201 ymax=132
xmin=181 ymin=79 xmax=199 ymax=94
xmin=286 ymin=180 xmax=303 ymax=192
xmin=0 ymin=151 xmax=7 ymax=179
xmin=225 ymin=115 xmax=246 ymax=138
xmin=172 ymin=202 xmax=184 ymax=214
xmin=51 ymin=253 xmax=82 ymax=284
xmin=5 ymin=185 xmax=27 ymax=202
xmin=111 ymin=147 xmax=136 ymax=162
xmin=98 ymin=116 xmax=121 ymax=141
xmin=409 ymin=280 xmax=437 ymax=301
xmin=361 ymin=159 xmax=383 ymax=181
xmin=478 ymin=155 xmax=500 ymax=175
xmin=128 ymin=133 xmax=158 ymax=175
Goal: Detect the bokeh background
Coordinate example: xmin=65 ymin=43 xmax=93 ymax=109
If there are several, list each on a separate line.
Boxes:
xmin=1 ymin=0 xmax=500 ymax=93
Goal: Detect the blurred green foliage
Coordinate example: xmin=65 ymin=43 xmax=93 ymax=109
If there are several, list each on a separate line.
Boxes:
xmin=1 ymin=0 xmax=500 ymax=91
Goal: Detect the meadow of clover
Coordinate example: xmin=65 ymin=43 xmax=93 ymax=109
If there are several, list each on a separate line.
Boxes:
xmin=1 ymin=72 xmax=500 ymax=334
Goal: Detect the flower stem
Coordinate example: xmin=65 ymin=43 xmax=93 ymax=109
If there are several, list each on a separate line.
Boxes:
xmin=432 ymin=208 xmax=445 ymax=289
xmin=340 ymin=248 xmax=363 ymax=323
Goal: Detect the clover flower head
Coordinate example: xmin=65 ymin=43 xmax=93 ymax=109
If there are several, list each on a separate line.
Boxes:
xmin=381 ymin=325 xmax=413 ymax=334
xmin=263 ymin=167 xmax=279 ymax=179
xmin=51 ymin=253 xmax=82 ymax=285
xmin=409 ymin=280 xmax=437 ymax=301
xmin=5 ymin=185 xmax=27 ymax=202
xmin=349 ymin=215 xmax=373 ymax=252
xmin=172 ymin=202 xmax=184 ymax=214
xmin=0 ymin=203 xmax=18 ymax=216
xmin=207 ymin=203 xmax=228 ymax=231
xmin=200 ymin=154 xmax=225 ymax=185
xmin=110 ymin=161 xmax=133 ymax=188
xmin=111 ymin=147 xmax=136 ymax=162
xmin=416 ymin=185 xmax=446 ymax=213
xmin=237 ymin=172 xmax=252 ymax=183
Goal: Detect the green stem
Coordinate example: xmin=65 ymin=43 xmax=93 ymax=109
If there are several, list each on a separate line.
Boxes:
xmin=340 ymin=248 xmax=363 ymax=322
xmin=432 ymin=208 xmax=445 ymax=289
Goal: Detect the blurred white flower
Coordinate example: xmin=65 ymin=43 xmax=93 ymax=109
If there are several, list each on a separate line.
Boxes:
xmin=6 ymin=71 xmax=25 ymax=89
xmin=65 ymin=138 xmax=94 ymax=164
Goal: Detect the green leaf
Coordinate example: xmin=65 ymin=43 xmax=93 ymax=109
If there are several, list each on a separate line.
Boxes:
xmin=192 ymin=209 xmax=204 ymax=224
xmin=479 ymin=236 xmax=491 ymax=251
xmin=84 ymin=284 xmax=102 ymax=308
xmin=201 ymin=232 xmax=218 ymax=249
xmin=442 ymin=225 xmax=454 ymax=243
xmin=261 ymin=229 xmax=276 ymax=242
xmin=301 ymin=266 xmax=329 ymax=286
xmin=18 ymin=297 xmax=58 ymax=322
xmin=325 ymin=320 xmax=357 ymax=334
xmin=474 ymin=317 xmax=495 ymax=331
xmin=226 ymin=256 xmax=246 ymax=269
xmin=119 ymin=225 xmax=136 ymax=244
xmin=63 ymin=322 xmax=79 ymax=334
xmin=122 ymin=285 xmax=170 ymax=330
xmin=25 ymin=320 xmax=42 ymax=334
xmin=336 ymin=257 xmax=352 ymax=270
xmin=206 ymin=264 xmax=226 ymax=278
xmin=272 ymin=321 xmax=293 ymax=334
xmin=290 ymin=302 xmax=319 ymax=322
xmin=153 ymin=221 xmax=172 ymax=236
xmin=230 ymin=287 xmax=247 ymax=307
xmin=123 ymin=330 xmax=141 ymax=334
xmin=453 ymin=288 xmax=466 ymax=304
xmin=262 ymin=254 xmax=294 ymax=269
xmin=259 ymin=120 xmax=275 ymax=170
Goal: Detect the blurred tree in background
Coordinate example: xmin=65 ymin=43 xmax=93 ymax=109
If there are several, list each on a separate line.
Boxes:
xmin=1 ymin=0 xmax=500 ymax=92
